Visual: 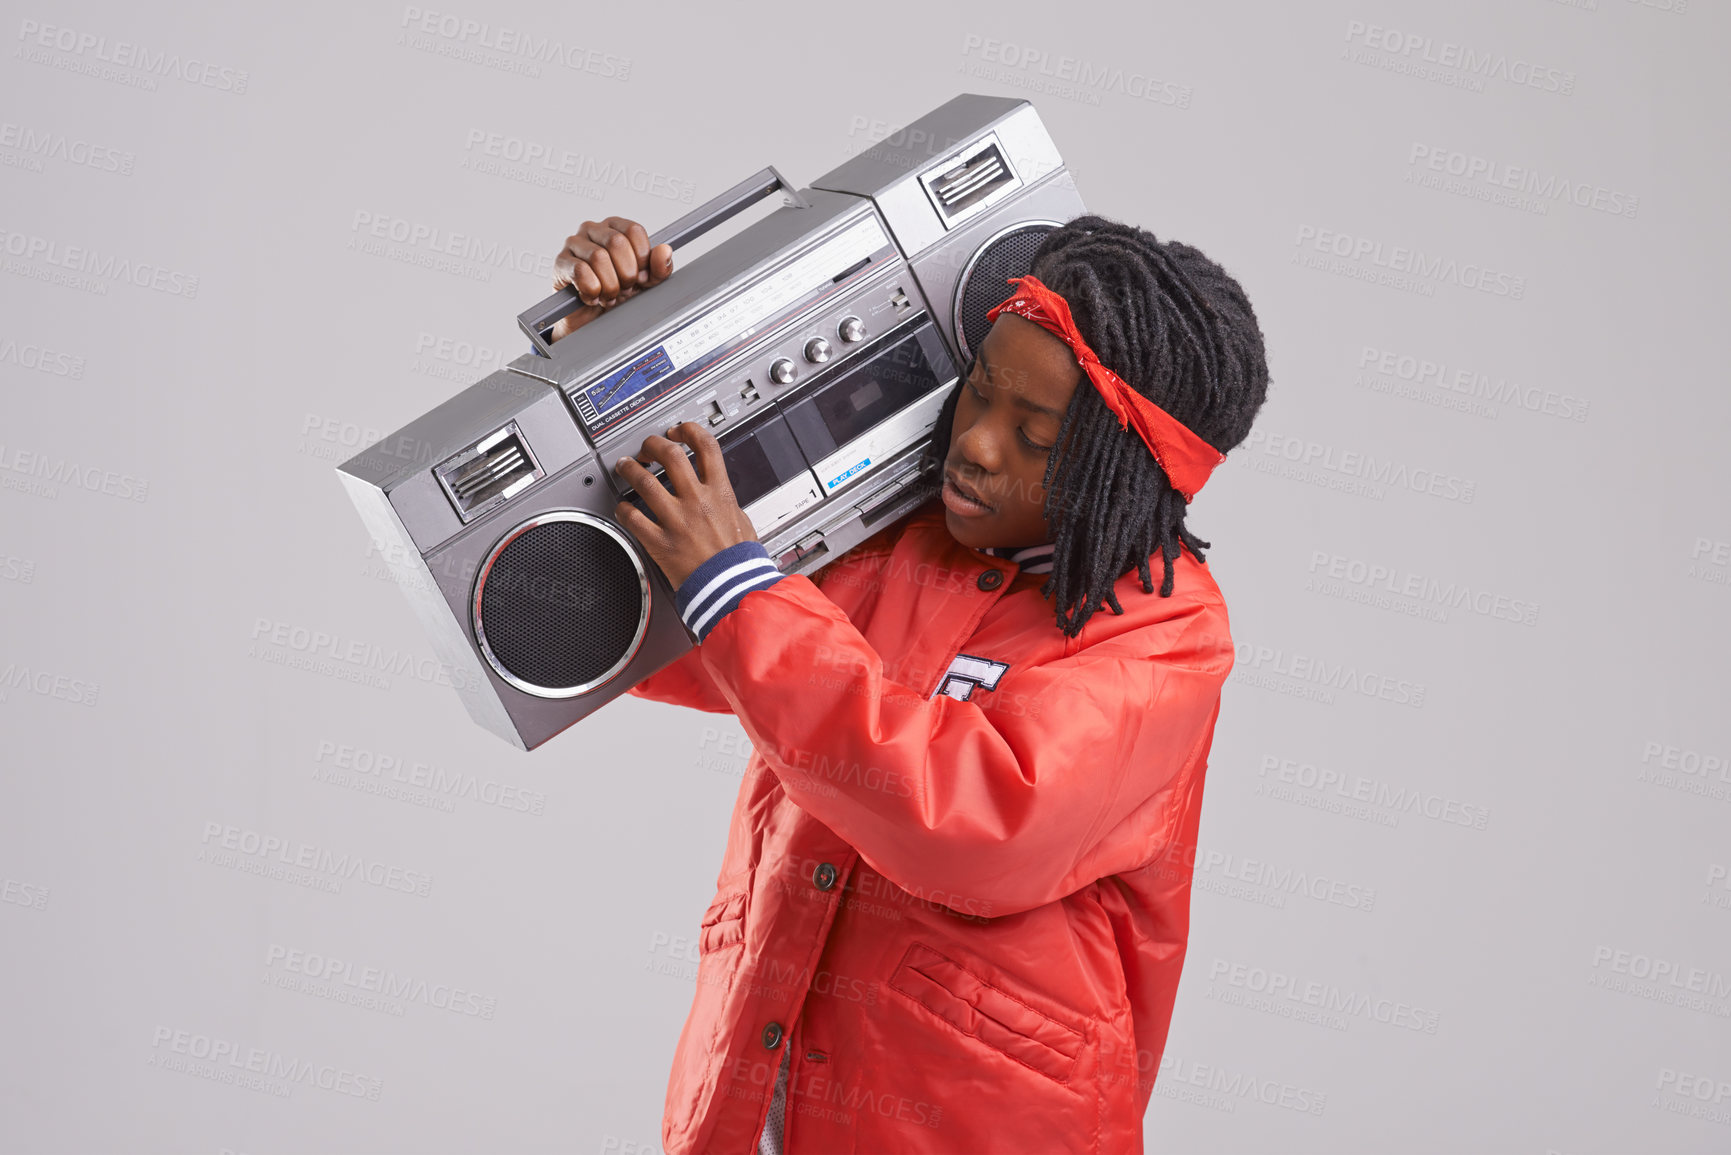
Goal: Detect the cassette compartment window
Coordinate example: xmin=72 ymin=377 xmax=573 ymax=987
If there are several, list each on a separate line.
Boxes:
xmin=789 ymin=322 xmax=949 ymax=455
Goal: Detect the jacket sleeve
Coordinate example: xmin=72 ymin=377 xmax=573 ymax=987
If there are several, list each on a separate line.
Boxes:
xmin=625 ymin=646 xmax=735 ymax=714
xmin=693 ymin=569 xmax=1236 ymax=918
xmin=624 ymin=540 xmax=837 ymax=715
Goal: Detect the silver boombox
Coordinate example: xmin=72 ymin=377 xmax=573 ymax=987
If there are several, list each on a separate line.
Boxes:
xmin=337 ymin=93 xmax=1086 ymax=750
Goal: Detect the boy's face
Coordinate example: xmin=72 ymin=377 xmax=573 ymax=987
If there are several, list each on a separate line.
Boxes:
xmin=941 ymin=313 xmax=1083 ymax=551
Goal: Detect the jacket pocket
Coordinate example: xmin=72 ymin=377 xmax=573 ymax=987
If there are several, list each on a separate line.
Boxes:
xmin=697 ymin=891 xmax=745 ymax=955
xmin=889 ymin=941 xmax=1086 ymax=1085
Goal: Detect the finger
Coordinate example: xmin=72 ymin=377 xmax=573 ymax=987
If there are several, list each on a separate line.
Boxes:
xmin=639 ymin=432 xmax=703 ymax=496
xmin=606 ymin=218 xmax=652 ymax=285
xmin=553 ymin=222 xmax=598 ymax=280
xmin=605 ymin=218 xmax=649 ymax=263
xmin=576 ymin=220 xmax=611 ymax=250
xmin=613 ymin=455 xmax=681 ymax=527
xmin=553 ymin=238 xmax=582 ymax=293
xmin=647 ymin=242 xmax=673 ymax=285
xmin=554 ymin=238 xmax=605 ymax=305
xmin=613 ymin=499 xmax=668 ymax=551
xmin=583 ymin=243 xmax=621 ymax=304
xmin=666 ymin=421 xmax=728 ymax=490
xmin=603 ymin=228 xmax=639 ymax=286
xmin=549 ymin=303 xmax=603 ymax=342
xmin=580 ymin=220 xmax=627 ymax=272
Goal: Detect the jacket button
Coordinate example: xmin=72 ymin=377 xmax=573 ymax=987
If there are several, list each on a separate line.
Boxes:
xmin=977 ymin=568 xmax=1004 ymax=591
xmin=761 ymin=1021 xmax=784 ymax=1049
xmin=812 ymin=862 xmax=837 ymax=891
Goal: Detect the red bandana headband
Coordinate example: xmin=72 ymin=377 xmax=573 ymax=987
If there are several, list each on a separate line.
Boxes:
xmin=985 ymin=274 xmax=1225 ymax=502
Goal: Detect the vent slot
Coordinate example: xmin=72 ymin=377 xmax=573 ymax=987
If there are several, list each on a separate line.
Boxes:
xmin=923 ymin=138 xmax=1018 ymax=224
xmin=436 ymin=421 xmax=545 ymax=523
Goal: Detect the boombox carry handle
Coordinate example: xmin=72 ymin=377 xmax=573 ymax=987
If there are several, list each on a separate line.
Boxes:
xmin=516 ymin=165 xmax=808 ymax=358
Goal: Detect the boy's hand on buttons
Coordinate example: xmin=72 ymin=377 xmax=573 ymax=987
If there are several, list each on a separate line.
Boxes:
xmin=614 ymin=422 xmax=757 ymax=590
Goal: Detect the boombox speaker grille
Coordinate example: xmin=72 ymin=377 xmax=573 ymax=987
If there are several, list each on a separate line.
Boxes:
xmin=473 ymin=512 xmax=650 ymax=698
xmin=954 ymin=221 xmax=1059 ymax=361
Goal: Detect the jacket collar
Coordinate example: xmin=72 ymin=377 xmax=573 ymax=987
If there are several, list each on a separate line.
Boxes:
xmin=902 ymin=497 xmax=1225 ymax=618
xmin=979 ymin=542 xmax=1054 ymax=574
xmin=904 ymin=500 xmax=1056 ymax=575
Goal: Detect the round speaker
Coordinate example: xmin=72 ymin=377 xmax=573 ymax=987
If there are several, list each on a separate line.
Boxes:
xmin=952 ymin=219 xmax=1061 ymax=361
xmin=472 ymin=511 xmax=649 ymax=698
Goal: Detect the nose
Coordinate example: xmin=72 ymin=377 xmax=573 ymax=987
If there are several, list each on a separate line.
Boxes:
xmin=951 ymin=408 xmax=1004 ymax=476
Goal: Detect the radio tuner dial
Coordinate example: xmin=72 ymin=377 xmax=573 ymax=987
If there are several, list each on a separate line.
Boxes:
xmin=769 ymin=357 xmax=797 ymax=385
xmin=804 ymin=337 xmax=832 ymax=364
xmin=838 ymin=316 xmax=865 ymax=343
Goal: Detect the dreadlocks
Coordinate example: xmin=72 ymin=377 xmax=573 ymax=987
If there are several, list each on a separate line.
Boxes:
xmin=931 ymin=214 xmax=1270 ymax=638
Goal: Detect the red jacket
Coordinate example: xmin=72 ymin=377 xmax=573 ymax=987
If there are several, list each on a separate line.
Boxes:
xmin=628 ymin=498 xmax=1235 ymax=1153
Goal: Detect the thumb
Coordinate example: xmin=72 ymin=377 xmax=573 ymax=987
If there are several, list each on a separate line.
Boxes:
xmin=549 ymin=303 xmax=604 ymax=342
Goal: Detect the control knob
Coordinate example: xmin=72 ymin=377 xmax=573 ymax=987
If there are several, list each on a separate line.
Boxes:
xmin=768 ymin=357 xmax=797 ymax=385
xmin=837 ymin=316 xmax=865 ymax=343
xmin=804 ymin=337 xmax=832 ymax=364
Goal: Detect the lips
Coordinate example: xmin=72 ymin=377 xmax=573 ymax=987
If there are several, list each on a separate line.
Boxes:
xmin=943 ymin=469 xmax=994 ymax=513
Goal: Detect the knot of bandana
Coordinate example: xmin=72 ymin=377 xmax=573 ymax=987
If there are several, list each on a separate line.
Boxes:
xmin=984 ymin=274 xmax=1226 ymax=502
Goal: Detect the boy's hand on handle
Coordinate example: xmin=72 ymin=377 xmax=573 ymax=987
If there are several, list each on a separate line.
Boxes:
xmin=615 ymin=422 xmax=759 ymax=591
xmin=549 ymin=216 xmax=674 ymax=342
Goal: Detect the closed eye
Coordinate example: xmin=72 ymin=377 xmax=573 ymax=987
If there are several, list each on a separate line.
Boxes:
xmin=966 ymin=374 xmax=1053 ymax=453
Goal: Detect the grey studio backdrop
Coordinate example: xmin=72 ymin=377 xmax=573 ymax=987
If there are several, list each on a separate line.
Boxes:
xmin=1 ymin=1 xmax=1726 ymax=1152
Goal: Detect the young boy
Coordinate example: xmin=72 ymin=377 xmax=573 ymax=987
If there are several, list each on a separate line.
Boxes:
xmin=552 ymin=211 xmax=1269 ymax=1153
